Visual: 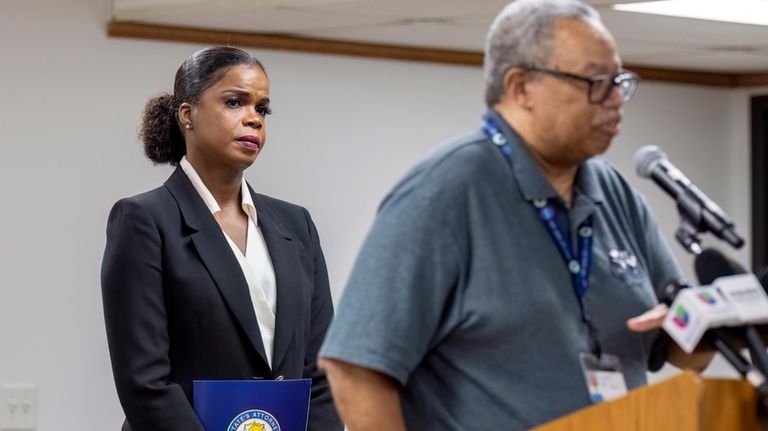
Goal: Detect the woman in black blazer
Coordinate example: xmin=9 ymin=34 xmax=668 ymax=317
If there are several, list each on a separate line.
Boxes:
xmin=101 ymin=47 xmax=341 ymax=431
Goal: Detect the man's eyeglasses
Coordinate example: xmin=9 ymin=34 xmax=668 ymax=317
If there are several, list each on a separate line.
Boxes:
xmin=524 ymin=66 xmax=640 ymax=104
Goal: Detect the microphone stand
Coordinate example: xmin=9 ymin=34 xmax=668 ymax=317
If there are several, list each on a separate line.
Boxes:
xmin=678 ymin=223 xmax=768 ymax=421
xmin=674 ymin=192 xmax=706 ymax=255
xmin=742 ymin=326 xmax=768 ymax=421
xmin=675 ymin=218 xmax=703 ymax=255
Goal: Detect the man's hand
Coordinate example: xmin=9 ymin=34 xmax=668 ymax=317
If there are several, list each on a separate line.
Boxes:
xmin=626 ymin=304 xmax=715 ymax=371
xmin=627 ymin=303 xmax=669 ymax=332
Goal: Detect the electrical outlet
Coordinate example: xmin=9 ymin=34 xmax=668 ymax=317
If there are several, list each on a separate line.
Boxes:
xmin=0 ymin=383 xmax=36 ymax=431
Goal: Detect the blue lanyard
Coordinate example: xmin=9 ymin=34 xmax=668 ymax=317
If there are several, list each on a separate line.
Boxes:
xmin=535 ymin=201 xmax=594 ymax=303
xmin=483 ymin=114 xmax=602 ymax=356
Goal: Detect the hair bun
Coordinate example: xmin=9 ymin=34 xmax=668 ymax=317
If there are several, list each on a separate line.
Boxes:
xmin=140 ymin=92 xmax=185 ymax=165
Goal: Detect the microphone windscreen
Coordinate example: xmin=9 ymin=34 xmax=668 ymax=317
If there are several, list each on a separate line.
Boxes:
xmin=659 ymin=278 xmax=692 ymax=305
xmin=695 ymin=248 xmax=746 ymax=285
xmin=633 ymin=145 xmax=666 ymax=178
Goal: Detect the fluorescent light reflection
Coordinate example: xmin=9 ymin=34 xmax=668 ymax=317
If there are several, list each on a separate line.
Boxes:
xmin=613 ymin=0 xmax=768 ymax=26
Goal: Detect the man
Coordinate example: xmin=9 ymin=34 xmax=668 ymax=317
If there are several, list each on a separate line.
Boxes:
xmin=319 ymin=1 xmax=713 ymax=430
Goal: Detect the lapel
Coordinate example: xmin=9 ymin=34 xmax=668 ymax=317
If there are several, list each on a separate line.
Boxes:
xmin=164 ymin=168 xmax=270 ymax=369
xmin=249 ymin=187 xmax=302 ymax=373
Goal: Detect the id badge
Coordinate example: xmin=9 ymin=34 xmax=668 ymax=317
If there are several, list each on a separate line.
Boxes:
xmin=579 ymin=352 xmax=628 ymax=403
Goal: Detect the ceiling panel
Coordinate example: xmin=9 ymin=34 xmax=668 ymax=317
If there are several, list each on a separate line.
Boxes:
xmin=615 ymin=39 xmax=703 ymax=68
xmin=294 ymin=0 xmax=510 ymax=19
xmin=115 ymin=0 xmax=209 ymax=8
xmin=303 ymin=21 xmax=488 ymax=51
xmin=110 ymin=0 xmax=768 ymax=72
xmin=114 ymin=3 xmax=394 ymax=33
xmin=588 ymin=0 xmax=647 ymax=5
xmin=601 ymin=9 xmax=768 ymax=47
xmin=627 ymin=50 xmax=768 ymax=73
xmin=115 ymin=0 xmax=362 ymax=9
xmin=617 ymin=38 xmax=768 ymax=71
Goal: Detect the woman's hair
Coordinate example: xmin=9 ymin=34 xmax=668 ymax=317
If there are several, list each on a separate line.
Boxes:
xmin=140 ymin=46 xmax=266 ymax=165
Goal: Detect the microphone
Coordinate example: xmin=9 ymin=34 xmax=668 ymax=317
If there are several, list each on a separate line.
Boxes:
xmin=634 ymin=145 xmax=744 ymax=250
xmin=660 ymin=277 xmax=757 ymax=382
xmin=695 ymin=248 xmax=747 ymax=285
xmin=694 ymin=249 xmax=768 ymax=326
xmin=692 ymin=249 xmax=768 ymax=386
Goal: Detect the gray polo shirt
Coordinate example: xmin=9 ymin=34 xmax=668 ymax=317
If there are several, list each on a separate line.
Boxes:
xmin=320 ymin=111 xmax=682 ymax=430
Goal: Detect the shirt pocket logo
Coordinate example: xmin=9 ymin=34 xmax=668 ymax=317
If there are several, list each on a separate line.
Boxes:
xmin=608 ymin=249 xmax=642 ymax=286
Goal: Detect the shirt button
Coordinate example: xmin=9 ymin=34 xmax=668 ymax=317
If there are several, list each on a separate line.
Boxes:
xmin=568 ymin=260 xmax=581 ymax=274
xmin=579 ymin=226 xmax=593 ymax=238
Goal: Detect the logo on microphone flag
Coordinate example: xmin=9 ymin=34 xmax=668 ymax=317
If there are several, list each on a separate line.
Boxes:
xmin=664 ymin=287 xmax=738 ymax=354
xmin=696 ymin=292 xmax=717 ymax=305
xmin=672 ymin=305 xmax=689 ymax=328
xmin=228 ymin=409 xmax=281 ymax=431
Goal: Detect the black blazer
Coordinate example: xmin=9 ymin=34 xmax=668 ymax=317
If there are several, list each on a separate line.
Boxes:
xmin=101 ymin=167 xmax=341 ymax=431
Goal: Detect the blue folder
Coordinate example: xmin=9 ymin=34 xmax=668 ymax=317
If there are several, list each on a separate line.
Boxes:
xmin=193 ymin=379 xmax=311 ymax=431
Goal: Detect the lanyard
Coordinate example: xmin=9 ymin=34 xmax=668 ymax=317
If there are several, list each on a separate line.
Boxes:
xmin=482 ymin=114 xmax=602 ymax=357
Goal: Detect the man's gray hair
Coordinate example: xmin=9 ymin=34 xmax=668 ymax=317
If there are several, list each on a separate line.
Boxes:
xmin=484 ymin=0 xmax=601 ymax=107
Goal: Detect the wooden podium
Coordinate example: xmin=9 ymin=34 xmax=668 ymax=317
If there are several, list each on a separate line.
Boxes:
xmin=532 ymin=371 xmax=764 ymax=431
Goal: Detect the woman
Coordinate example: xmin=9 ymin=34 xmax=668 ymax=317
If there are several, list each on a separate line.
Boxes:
xmin=101 ymin=46 xmax=341 ymax=431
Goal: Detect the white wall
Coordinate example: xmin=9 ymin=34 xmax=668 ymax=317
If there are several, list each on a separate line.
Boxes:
xmin=0 ymin=0 xmax=761 ymax=428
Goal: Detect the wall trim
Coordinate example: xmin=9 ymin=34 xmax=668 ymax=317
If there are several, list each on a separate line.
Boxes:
xmin=108 ymin=21 xmax=768 ymax=87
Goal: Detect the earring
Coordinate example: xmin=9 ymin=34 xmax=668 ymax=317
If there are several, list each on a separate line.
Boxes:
xmin=185 ymin=123 xmax=191 ymax=130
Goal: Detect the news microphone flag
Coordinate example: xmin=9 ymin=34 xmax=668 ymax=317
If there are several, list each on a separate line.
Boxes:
xmin=662 ymin=285 xmax=736 ymax=353
xmin=193 ymin=379 xmax=311 ymax=431
xmin=663 ymin=273 xmax=768 ymax=353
